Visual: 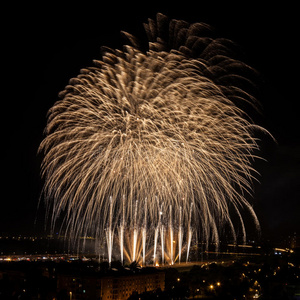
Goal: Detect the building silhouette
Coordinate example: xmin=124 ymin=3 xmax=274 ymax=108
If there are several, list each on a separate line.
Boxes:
xmin=57 ymin=266 xmax=165 ymax=300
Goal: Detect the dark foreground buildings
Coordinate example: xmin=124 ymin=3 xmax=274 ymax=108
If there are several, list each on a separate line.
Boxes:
xmin=0 ymin=246 xmax=300 ymax=299
xmin=57 ymin=264 xmax=165 ymax=299
xmin=0 ymin=260 xmax=165 ymax=300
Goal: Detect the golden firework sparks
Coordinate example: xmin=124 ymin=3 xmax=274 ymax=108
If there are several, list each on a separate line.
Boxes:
xmin=39 ymin=13 xmax=270 ymax=265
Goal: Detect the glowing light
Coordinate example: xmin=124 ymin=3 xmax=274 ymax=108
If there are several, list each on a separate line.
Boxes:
xmin=40 ymin=13 xmax=270 ymax=265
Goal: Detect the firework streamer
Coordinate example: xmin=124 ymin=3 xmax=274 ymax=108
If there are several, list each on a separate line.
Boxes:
xmin=159 ymin=206 xmax=165 ymax=265
xmin=186 ymin=202 xmax=194 ymax=262
xmin=169 ymin=205 xmax=174 ymax=265
xmin=118 ymin=195 xmax=125 ymax=264
xmin=106 ymin=196 xmax=114 ymax=266
xmin=178 ymin=206 xmax=183 ymax=264
xmin=142 ymin=198 xmax=147 ymax=266
xmin=40 ymin=13 xmax=271 ymax=264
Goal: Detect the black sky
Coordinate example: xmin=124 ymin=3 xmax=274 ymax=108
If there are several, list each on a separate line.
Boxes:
xmin=2 ymin=2 xmax=299 ymax=241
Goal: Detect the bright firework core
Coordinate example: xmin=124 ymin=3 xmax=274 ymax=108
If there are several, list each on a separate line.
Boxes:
xmin=39 ymin=14 xmax=269 ymax=266
xmin=103 ymin=196 xmax=192 ymax=266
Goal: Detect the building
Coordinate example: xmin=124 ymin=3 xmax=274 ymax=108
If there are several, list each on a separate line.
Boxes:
xmin=100 ymin=270 xmax=165 ymax=300
xmin=57 ymin=273 xmax=101 ymax=299
xmin=57 ymin=267 xmax=165 ymax=300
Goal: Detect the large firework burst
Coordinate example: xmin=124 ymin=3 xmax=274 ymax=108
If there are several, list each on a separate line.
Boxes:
xmin=40 ymin=13 xmax=268 ymax=262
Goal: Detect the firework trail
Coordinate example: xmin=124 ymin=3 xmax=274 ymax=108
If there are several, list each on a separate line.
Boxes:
xmin=40 ymin=13 xmax=269 ymax=263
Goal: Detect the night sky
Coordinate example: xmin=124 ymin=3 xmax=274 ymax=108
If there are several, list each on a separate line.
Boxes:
xmin=2 ymin=2 xmax=299 ymax=241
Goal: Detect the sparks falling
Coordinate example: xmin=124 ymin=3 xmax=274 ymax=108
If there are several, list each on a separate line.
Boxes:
xmin=39 ymin=13 xmax=269 ymax=265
